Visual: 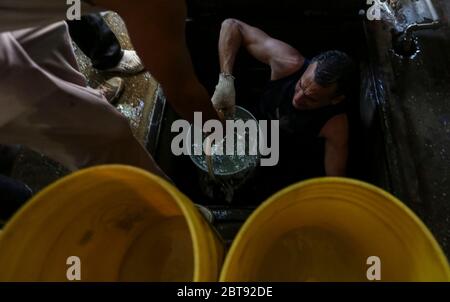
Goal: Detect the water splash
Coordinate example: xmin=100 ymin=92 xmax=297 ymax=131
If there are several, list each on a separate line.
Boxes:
xmin=380 ymin=0 xmax=433 ymax=32
xmin=117 ymin=100 xmax=145 ymax=131
xmin=192 ymin=127 xmax=259 ymax=175
xmin=190 ymin=107 xmax=260 ymax=203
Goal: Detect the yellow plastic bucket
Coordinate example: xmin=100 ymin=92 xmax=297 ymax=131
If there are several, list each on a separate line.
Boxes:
xmin=0 ymin=165 xmax=224 ymax=282
xmin=220 ymin=178 xmax=450 ymax=282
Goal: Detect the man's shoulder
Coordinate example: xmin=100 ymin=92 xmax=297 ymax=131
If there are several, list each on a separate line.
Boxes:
xmin=319 ymin=113 xmax=349 ymax=142
xmin=271 ymin=55 xmax=306 ymax=81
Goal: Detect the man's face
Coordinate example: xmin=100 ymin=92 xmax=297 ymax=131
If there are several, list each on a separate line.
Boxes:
xmin=292 ymin=62 xmax=344 ymax=110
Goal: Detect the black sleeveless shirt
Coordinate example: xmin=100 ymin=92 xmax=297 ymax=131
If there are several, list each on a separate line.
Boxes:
xmin=252 ymin=59 xmax=347 ymax=180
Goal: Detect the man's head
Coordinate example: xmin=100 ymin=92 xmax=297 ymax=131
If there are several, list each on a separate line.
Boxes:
xmin=293 ymin=50 xmax=355 ymax=110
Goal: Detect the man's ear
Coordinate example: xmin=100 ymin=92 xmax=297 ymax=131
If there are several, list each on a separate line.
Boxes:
xmin=331 ymin=95 xmax=345 ymax=105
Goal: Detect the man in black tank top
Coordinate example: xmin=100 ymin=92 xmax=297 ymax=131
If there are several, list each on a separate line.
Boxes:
xmin=211 ymin=19 xmax=355 ymax=180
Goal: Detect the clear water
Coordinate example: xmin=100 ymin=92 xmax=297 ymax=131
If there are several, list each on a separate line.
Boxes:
xmin=191 ymin=125 xmax=259 ymax=175
xmin=380 ymin=0 xmax=430 ymax=32
xmin=190 ymin=107 xmax=259 ymax=176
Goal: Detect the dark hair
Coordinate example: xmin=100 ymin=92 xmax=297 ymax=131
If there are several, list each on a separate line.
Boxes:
xmin=311 ymin=50 xmax=355 ymax=97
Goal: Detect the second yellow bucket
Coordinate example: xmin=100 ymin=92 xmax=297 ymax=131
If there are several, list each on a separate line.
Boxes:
xmin=220 ymin=178 xmax=450 ymax=282
xmin=0 ymin=165 xmax=224 ymax=282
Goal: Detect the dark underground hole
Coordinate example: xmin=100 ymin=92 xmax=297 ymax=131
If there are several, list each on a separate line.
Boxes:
xmin=155 ymin=4 xmax=388 ymax=213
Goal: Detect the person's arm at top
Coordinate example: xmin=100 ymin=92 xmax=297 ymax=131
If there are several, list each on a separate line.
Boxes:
xmin=211 ymin=18 xmax=306 ymax=117
xmin=218 ymin=18 xmax=305 ymax=80
xmin=93 ymin=0 xmax=217 ymax=123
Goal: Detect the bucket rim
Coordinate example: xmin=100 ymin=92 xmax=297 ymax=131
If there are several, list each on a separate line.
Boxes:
xmin=219 ymin=177 xmax=450 ymax=281
xmin=0 ymin=165 xmax=216 ymax=282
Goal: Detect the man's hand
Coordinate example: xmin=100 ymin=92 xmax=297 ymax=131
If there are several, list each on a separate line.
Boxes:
xmin=211 ymin=73 xmax=236 ymax=119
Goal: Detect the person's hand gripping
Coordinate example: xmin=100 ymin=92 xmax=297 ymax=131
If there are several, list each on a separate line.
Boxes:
xmin=211 ymin=73 xmax=236 ymax=120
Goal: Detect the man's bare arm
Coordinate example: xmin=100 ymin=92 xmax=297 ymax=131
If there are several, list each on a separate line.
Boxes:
xmin=219 ymin=19 xmax=304 ymax=80
xmin=94 ymin=0 xmax=217 ymax=122
xmin=320 ymin=114 xmax=349 ymax=177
